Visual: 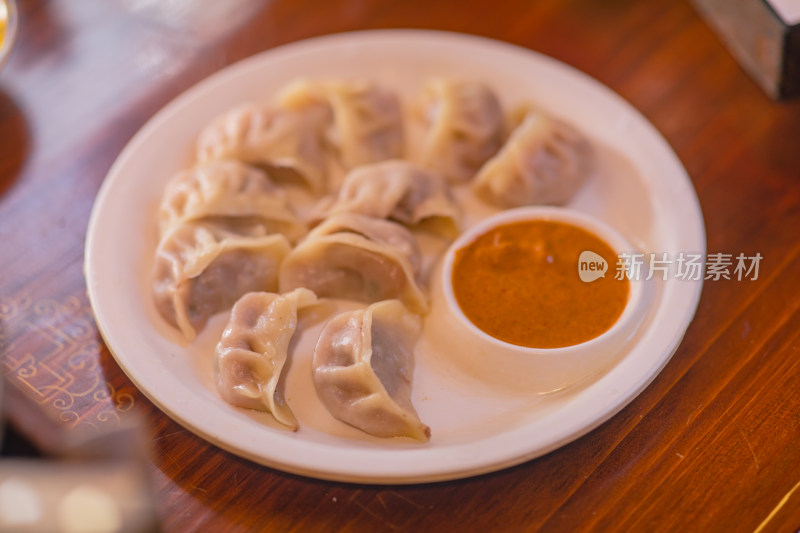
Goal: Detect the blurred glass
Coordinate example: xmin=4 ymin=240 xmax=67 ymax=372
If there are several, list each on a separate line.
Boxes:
xmin=0 ymin=0 xmax=17 ymax=70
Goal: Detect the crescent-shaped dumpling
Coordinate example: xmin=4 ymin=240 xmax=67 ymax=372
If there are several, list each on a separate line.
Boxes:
xmin=312 ymin=160 xmax=460 ymax=238
xmin=158 ymin=160 xmax=306 ymax=242
xmin=472 ymin=109 xmax=593 ymax=207
xmin=196 ymin=103 xmax=331 ymax=194
xmin=280 ymin=79 xmax=404 ymax=171
xmin=419 ymin=78 xmax=505 ymax=183
xmin=312 ymin=299 xmax=429 ymax=441
xmin=215 ymin=288 xmax=317 ymax=430
xmin=152 ymin=220 xmax=291 ymax=341
xmin=279 ymin=214 xmax=427 ymax=314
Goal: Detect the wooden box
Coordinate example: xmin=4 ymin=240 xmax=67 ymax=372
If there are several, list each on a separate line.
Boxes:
xmin=691 ymin=0 xmax=800 ymax=99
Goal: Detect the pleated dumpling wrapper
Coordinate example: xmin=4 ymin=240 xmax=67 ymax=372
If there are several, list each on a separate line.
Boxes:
xmin=473 ymin=108 xmax=594 ymax=208
xmin=196 ymin=103 xmax=331 ymax=194
xmin=279 ymin=79 xmax=405 ymax=171
xmin=214 ymin=288 xmax=318 ymax=430
xmin=419 ymin=78 xmax=505 ymax=183
xmin=158 ymin=160 xmax=306 ymax=243
xmin=310 ymin=159 xmax=460 ymax=238
xmin=152 ymin=220 xmax=291 ymax=341
xmin=312 ymin=299 xmax=430 ymax=442
xmin=279 ymin=213 xmax=428 ymax=314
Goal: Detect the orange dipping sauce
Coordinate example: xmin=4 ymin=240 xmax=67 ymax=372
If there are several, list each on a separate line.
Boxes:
xmin=451 ymin=220 xmax=629 ymax=349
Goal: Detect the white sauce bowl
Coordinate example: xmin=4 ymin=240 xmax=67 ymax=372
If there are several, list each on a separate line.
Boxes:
xmin=427 ymin=206 xmax=651 ymax=393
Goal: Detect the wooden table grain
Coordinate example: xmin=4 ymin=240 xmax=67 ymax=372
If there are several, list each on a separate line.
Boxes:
xmin=2 ymin=0 xmax=800 ymax=531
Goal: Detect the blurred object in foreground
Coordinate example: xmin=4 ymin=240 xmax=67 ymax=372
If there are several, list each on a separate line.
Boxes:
xmin=0 ymin=374 xmax=160 ymax=533
xmin=692 ymin=0 xmax=800 ymax=99
xmin=0 ymin=460 xmax=158 ymax=533
xmin=0 ymin=0 xmax=17 ymax=71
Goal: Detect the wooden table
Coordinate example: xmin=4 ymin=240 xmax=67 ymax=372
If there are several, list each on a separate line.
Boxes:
xmin=2 ymin=0 xmax=800 ymax=531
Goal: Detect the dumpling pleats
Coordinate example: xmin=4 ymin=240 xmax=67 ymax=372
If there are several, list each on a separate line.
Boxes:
xmin=158 ymin=160 xmax=306 ymax=242
xmin=472 ymin=109 xmax=594 ymax=207
xmin=311 ymin=160 xmax=460 ymax=238
xmin=280 ymin=79 xmax=405 ymax=171
xmin=152 ymin=220 xmax=291 ymax=341
xmin=312 ymin=300 xmax=429 ymax=441
xmin=279 ymin=214 xmax=428 ymax=314
xmin=214 ymin=288 xmax=318 ymax=430
xmin=196 ymin=103 xmax=331 ymax=194
xmin=419 ymin=79 xmax=505 ymax=183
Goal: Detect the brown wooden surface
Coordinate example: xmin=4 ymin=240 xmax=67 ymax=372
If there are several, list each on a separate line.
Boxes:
xmin=2 ymin=0 xmax=800 ymax=531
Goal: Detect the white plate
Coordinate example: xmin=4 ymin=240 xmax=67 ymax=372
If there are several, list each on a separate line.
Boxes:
xmin=85 ymin=30 xmax=705 ymax=483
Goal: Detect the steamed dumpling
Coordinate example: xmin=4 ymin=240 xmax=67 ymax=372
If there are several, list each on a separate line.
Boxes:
xmin=419 ymin=79 xmax=504 ymax=183
xmin=305 ymin=212 xmax=422 ymax=273
xmin=279 ymin=214 xmax=428 ymax=313
xmin=158 ymin=160 xmax=306 ymax=242
xmin=280 ymin=79 xmax=404 ymax=170
xmin=196 ymin=103 xmax=330 ymax=194
xmin=312 ymin=299 xmax=429 ymax=441
xmin=311 ymin=160 xmax=460 ymax=238
xmin=473 ymin=109 xmax=593 ymax=207
xmin=215 ymin=288 xmax=317 ymax=429
xmin=152 ymin=220 xmax=291 ymax=341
